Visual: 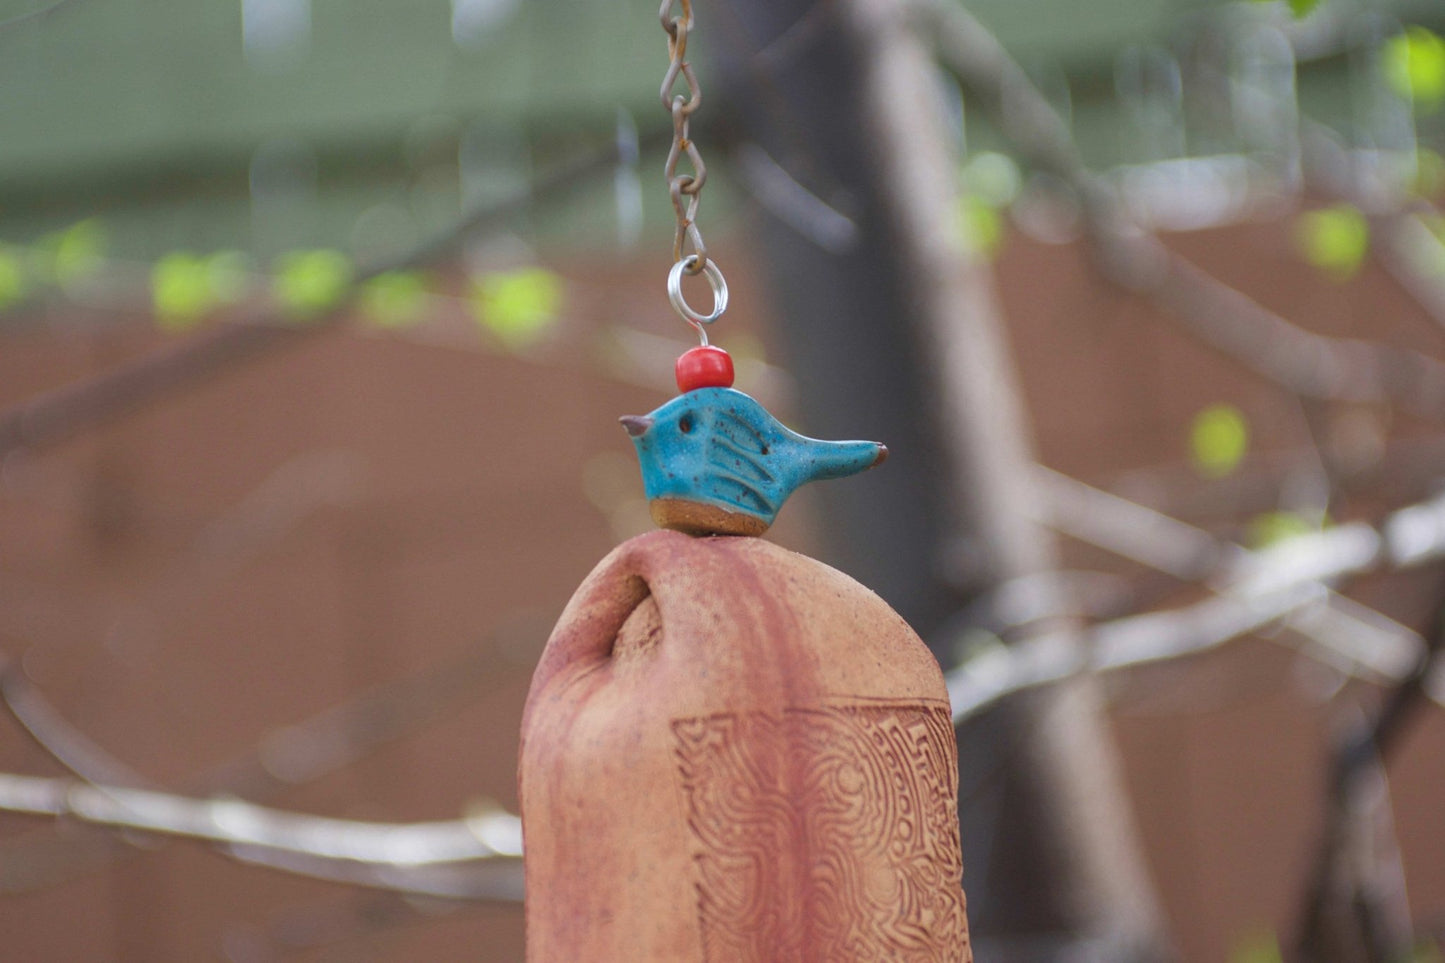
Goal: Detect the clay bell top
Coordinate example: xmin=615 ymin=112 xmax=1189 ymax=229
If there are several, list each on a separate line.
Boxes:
xmin=528 ymin=529 xmax=943 ymax=716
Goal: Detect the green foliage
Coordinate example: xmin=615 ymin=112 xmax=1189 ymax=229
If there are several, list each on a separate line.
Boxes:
xmin=1191 ymin=404 xmax=1249 ymax=478
xmin=152 ymin=253 xmax=212 ymax=331
xmin=954 ymin=194 xmax=1005 ymax=259
xmin=469 ymin=267 xmax=564 ymax=349
xmin=962 ymin=151 xmax=1022 ymax=208
xmin=359 ymin=271 xmax=430 ymax=328
xmin=1229 ymin=930 xmax=1283 ymax=963
xmin=151 ymin=251 xmax=249 ymax=332
xmin=1248 ymin=510 xmax=1319 ymax=548
xmin=1295 ymin=204 xmax=1370 ymax=279
xmin=0 ymin=246 xmax=28 ymax=310
xmin=954 ymin=628 xmax=1008 ymax=667
xmin=1384 ymin=27 xmax=1445 ymax=112
xmin=33 ymin=220 xmax=106 ymax=290
xmin=954 ymin=152 xmax=1019 ymax=260
xmin=273 ymin=249 xmax=353 ymax=320
xmin=1249 ymin=0 xmax=1319 ymax=18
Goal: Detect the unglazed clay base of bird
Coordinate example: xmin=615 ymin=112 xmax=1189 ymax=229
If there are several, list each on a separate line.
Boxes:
xmin=620 ymin=386 xmax=887 ymax=537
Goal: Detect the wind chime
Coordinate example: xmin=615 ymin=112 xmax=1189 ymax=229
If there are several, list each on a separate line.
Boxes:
xmin=517 ymin=3 xmax=972 ymax=959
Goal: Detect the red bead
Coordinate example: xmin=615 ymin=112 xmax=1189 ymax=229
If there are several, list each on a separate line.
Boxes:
xmin=675 ymin=345 xmax=735 ymax=392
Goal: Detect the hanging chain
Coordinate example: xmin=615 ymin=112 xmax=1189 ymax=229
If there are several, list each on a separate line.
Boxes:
xmin=660 ymin=0 xmax=728 ymax=337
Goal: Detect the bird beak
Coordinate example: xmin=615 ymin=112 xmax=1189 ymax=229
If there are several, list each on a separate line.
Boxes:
xmin=873 ymin=444 xmax=889 ymax=466
xmin=619 ymin=415 xmax=654 ymax=438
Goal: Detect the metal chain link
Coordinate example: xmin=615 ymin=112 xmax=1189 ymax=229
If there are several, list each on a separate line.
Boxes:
xmin=660 ymin=0 xmax=727 ymax=334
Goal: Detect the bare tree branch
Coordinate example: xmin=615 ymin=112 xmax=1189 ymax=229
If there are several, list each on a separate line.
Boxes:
xmin=224 ymin=846 xmax=523 ymax=903
xmin=1296 ymin=589 xmax=1445 ymax=962
xmin=1378 ymin=213 xmax=1445 ymax=338
xmin=1036 ymin=467 xmax=1421 ymax=680
xmin=0 ymin=139 xmax=638 ymax=461
xmin=1296 ymin=117 xmax=1445 ymax=358
xmin=0 ymin=447 xmax=533 ymax=896
xmin=1138 ymin=248 xmax=1445 ymax=416
xmin=0 ymin=660 xmax=150 ymax=789
xmin=945 ymin=468 xmax=1445 ymax=723
xmin=911 ymin=0 xmax=1445 ymax=421
xmin=732 ymin=142 xmax=860 ymax=254
xmin=0 ymin=624 xmax=533 ymax=892
xmin=1034 ymin=465 xmax=1227 ymax=581
xmin=913 ymin=8 xmax=1445 ymax=954
xmin=0 ymin=772 xmax=523 ymax=900
xmin=0 ymin=772 xmax=521 ymax=863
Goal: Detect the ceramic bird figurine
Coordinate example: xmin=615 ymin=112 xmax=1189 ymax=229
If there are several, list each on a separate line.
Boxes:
xmin=621 ymin=347 xmax=886 ymax=536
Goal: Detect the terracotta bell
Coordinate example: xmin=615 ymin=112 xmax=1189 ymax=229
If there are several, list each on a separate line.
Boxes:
xmin=519 ymin=530 xmax=971 ymax=961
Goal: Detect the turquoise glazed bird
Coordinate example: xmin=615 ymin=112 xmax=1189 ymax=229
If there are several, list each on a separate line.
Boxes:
xmin=620 ymin=385 xmax=887 ymax=537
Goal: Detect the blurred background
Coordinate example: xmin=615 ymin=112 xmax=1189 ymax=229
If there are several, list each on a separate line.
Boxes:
xmin=2 ymin=0 xmax=1445 ymax=959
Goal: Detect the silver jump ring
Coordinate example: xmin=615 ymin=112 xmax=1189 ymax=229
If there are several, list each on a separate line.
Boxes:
xmin=667 ymin=255 xmax=727 ymax=342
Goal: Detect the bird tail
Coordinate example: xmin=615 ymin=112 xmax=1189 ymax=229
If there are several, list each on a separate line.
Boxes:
xmin=802 ymin=439 xmax=888 ymax=483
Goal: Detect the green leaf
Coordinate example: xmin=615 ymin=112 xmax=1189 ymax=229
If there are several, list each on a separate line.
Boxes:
xmin=151 ymin=253 xmax=213 ymax=331
xmin=0 ymin=246 xmax=28 ymax=310
xmin=1230 ymin=930 xmax=1283 ymax=963
xmin=469 ymin=267 xmax=564 ymax=349
xmin=1248 ymin=511 xmax=1319 ymax=548
xmin=273 ymin=249 xmax=353 ymax=319
xmin=33 ymin=220 xmax=106 ymax=290
xmin=954 ymin=194 xmax=1005 ymax=259
xmin=1295 ymin=204 xmax=1370 ymax=279
xmin=962 ymin=151 xmax=1022 ymax=208
xmin=151 ymin=251 xmax=251 ymax=332
xmin=954 ymin=154 xmax=1016 ymax=259
xmin=359 ymin=271 xmax=430 ymax=328
xmin=1191 ymin=404 xmax=1249 ymax=478
xmin=1250 ymin=0 xmax=1319 ymax=17
xmin=954 ymin=628 xmax=1007 ymax=666
xmin=1384 ymin=27 xmax=1445 ymax=112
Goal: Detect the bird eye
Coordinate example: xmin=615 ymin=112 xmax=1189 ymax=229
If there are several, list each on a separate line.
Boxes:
xmin=679 ymin=415 xmax=694 ymax=434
